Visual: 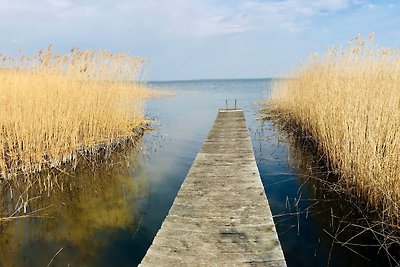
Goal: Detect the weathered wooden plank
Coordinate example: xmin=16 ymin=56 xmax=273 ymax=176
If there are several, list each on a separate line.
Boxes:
xmin=139 ymin=109 xmax=286 ymax=267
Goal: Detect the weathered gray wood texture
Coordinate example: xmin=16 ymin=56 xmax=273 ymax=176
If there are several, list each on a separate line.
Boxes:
xmin=139 ymin=110 xmax=286 ymax=266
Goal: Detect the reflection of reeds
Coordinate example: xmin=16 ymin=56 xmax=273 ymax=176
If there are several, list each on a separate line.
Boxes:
xmin=275 ymin=128 xmax=399 ymax=265
xmin=0 ymin=143 xmax=149 ymax=266
xmin=0 ymin=45 xmax=150 ymax=179
xmin=269 ymin=33 xmax=400 ymax=227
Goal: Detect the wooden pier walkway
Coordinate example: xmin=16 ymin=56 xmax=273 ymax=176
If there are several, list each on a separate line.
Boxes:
xmin=139 ymin=109 xmax=286 ymax=266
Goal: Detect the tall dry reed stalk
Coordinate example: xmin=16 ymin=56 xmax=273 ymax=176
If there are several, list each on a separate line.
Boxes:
xmin=269 ymin=33 xmax=400 ymax=226
xmin=0 ymin=45 xmax=150 ymax=180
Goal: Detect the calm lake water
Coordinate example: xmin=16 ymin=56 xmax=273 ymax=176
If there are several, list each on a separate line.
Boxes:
xmin=0 ymin=79 xmax=395 ymax=266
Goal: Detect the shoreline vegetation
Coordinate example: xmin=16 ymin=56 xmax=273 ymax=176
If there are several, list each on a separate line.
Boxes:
xmin=266 ymin=33 xmax=400 ymax=230
xmin=0 ymin=45 xmax=151 ymax=182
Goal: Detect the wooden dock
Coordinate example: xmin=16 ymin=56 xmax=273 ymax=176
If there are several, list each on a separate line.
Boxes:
xmin=139 ymin=109 xmax=286 ymax=266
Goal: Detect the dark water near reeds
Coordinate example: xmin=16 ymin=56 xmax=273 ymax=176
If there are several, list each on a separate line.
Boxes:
xmin=0 ymin=79 xmax=396 ymax=266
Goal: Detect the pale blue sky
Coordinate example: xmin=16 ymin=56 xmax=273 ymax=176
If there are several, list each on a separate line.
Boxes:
xmin=0 ymin=0 xmax=399 ymax=80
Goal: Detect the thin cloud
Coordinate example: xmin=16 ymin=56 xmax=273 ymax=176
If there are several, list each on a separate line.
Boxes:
xmin=0 ymin=0 xmax=364 ymax=37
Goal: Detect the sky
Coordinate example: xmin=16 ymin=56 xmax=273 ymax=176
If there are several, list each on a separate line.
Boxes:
xmin=0 ymin=0 xmax=399 ymax=81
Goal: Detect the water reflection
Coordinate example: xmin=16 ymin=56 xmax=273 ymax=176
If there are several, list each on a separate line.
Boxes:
xmin=0 ymin=142 xmax=148 ymax=267
xmin=254 ymin=121 xmax=399 ymax=266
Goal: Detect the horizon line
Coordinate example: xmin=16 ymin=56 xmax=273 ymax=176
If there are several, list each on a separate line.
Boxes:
xmin=148 ymin=77 xmax=277 ymax=83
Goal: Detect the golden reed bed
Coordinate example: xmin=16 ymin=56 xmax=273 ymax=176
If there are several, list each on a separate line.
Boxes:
xmin=0 ymin=46 xmax=150 ymax=180
xmin=269 ymin=34 xmax=400 ymax=227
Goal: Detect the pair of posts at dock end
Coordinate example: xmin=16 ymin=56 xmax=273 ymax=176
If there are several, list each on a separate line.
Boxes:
xmin=225 ymin=99 xmax=237 ymax=110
